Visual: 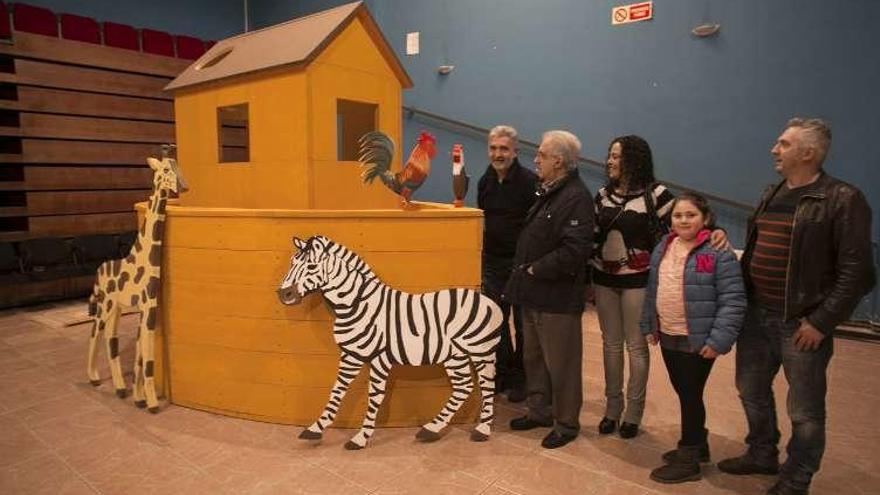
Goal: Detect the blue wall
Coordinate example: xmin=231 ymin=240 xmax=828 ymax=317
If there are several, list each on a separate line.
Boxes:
xmin=254 ymin=0 xmax=879 ymax=322
xmin=15 ymin=0 xmax=245 ymax=40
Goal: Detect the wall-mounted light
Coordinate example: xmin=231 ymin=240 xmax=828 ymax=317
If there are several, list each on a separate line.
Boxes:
xmin=437 ymin=65 xmax=455 ymax=75
xmin=692 ymin=23 xmax=721 ymax=37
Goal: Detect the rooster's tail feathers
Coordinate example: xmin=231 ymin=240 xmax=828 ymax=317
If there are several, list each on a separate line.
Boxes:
xmin=358 ymin=131 xmax=395 ymax=184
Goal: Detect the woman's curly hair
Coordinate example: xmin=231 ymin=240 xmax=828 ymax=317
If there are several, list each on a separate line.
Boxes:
xmin=608 ymin=135 xmax=656 ymax=191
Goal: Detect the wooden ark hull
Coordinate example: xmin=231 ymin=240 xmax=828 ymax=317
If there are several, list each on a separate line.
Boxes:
xmin=151 ymin=202 xmax=486 ymax=427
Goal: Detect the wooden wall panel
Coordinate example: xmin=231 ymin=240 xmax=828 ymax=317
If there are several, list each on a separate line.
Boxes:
xmin=26 ymin=190 xmax=150 ymax=215
xmin=1 ymin=140 xmax=161 ymax=165
xmin=28 ymin=212 xmax=137 ymax=237
xmin=0 ymin=87 xmax=174 ymax=121
xmin=22 ymin=166 xmax=153 ymax=190
xmin=0 ymin=32 xmax=190 ymax=77
xmin=14 ymin=114 xmax=174 ymax=143
xmin=11 ymin=59 xmax=172 ymax=99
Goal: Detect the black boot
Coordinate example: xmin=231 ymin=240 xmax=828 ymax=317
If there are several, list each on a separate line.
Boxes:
xmin=650 ymin=445 xmax=702 ymax=484
xmin=662 ymin=429 xmax=710 ymax=463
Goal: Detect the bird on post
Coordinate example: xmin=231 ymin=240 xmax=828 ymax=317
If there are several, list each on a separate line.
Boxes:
xmin=451 ymin=144 xmax=469 ymax=207
xmin=358 ymin=130 xmax=437 ymax=206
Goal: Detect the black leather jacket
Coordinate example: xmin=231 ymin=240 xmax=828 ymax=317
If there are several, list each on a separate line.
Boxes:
xmin=503 ymin=169 xmax=594 ymax=314
xmin=741 ymin=172 xmax=875 ymax=334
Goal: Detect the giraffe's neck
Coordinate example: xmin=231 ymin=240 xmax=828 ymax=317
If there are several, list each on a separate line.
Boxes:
xmin=133 ymin=188 xmax=169 ymax=272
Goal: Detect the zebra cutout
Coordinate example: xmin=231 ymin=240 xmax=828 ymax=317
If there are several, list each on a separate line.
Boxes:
xmin=277 ymin=235 xmax=503 ymax=449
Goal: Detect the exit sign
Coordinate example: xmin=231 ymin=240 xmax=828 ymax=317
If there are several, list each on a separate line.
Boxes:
xmin=612 ymin=1 xmax=653 ymax=26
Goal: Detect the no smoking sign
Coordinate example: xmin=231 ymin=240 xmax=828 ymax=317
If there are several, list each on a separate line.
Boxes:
xmin=612 ymin=1 xmax=653 ymax=26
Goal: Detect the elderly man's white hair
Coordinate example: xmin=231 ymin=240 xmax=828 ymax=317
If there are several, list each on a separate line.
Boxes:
xmin=541 ymin=130 xmax=581 ymax=171
xmin=488 ymin=125 xmax=519 ymax=147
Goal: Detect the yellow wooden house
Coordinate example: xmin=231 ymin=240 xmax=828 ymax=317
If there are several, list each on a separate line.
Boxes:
xmin=165 ymin=1 xmax=412 ymax=209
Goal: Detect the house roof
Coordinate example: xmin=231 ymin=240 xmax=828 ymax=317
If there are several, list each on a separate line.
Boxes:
xmin=165 ymin=1 xmax=412 ymax=92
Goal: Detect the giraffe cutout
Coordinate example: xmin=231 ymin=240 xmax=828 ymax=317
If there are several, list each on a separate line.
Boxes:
xmin=86 ymin=151 xmax=187 ymax=412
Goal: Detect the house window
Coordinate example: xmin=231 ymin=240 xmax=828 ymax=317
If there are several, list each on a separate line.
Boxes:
xmin=337 ymin=99 xmax=377 ymax=161
xmin=217 ymin=103 xmax=249 ymax=163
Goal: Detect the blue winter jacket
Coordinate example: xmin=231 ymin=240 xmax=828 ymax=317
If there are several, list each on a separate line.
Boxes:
xmin=639 ymin=230 xmax=746 ymax=354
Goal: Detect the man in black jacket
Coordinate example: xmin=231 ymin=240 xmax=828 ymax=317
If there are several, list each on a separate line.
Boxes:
xmin=478 ymin=125 xmax=538 ymax=403
xmin=719 ymin=118 xmax=875 ymax=495
xmin=504 ymin=130 xmax=594 ymax=449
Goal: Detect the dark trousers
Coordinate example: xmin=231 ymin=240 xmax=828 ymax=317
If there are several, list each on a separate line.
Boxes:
xmin=482 ymin=254 xmax=524 ymax=391
xmin=521 ymin=307 xmax=583 ymax=436
xmin=735 ymin=306 xmax=833 ymax=491
xmin=660 ymin=336 xmax=715 ymax=446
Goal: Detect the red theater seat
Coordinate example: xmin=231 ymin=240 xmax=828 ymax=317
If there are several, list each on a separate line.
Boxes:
xmin=103 ymin=21 xmax=138 ymax=51
xmin=0 ymin=2 xmax=11 ymax=39
xmin=13 ymin=3 xmax=58 ymax=37
xmin=175 ymin=35 xmax=205 ymax=60
xmin=141 ymin=28 xmax=174 ymax=57
xmin=60 ymin=13 xmax=99 ymax=44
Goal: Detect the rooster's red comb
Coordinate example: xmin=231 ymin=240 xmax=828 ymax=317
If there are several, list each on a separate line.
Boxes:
xmin=417 ymin=131 xmax=436 ymax=146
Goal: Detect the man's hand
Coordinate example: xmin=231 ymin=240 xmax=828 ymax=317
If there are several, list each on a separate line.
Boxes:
xmin=646 ymin=334 xmax=658 ymax=346
xmin=699 ymin=345 xmax=719 ymax=359
xmin=709 ymin=229 xmax=731 ymax=251
xmin=793 ymin=319 xmax=825 ymax=351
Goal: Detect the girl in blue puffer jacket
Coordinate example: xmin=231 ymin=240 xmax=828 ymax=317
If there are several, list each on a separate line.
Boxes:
xmin=640 ymin=192 xmax=746 ymax=484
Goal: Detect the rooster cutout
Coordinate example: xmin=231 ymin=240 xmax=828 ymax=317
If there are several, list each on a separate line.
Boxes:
xmin=358 ymin=131 xmax=437 ymax=205
xmin=451 ymin=144 xmax=469 ymax=207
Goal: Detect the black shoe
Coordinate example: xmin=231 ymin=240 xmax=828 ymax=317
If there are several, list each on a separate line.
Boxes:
xmin=619 ymin=422 xmax=639 ymax=439
xmin=510 ymin=416 xmax=553 ymax=431
xmin=597 ymin=417 xmax=618 ymax=435
xmin=506 ymin=388 xmax=526 ymax=403
xmin=650 ymin=446 xmax=702 ymax=484
xmin=662 ymin=443 xmax=710 ymax=464
xmin=717 ymin=454 xmax=779 ymax=475
xmin=767 ymin=481 xmax=809 ymax=495
xmin=541 ymin=430 xmax=577 ymax=449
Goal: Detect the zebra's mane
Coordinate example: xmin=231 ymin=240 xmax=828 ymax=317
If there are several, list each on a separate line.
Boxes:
xmin=308 ymin=236 xmax=378 ymax=281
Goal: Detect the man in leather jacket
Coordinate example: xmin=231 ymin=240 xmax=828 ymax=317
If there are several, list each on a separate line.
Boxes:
xmin=719 ymin=118 xmax=875 ymax=495
xmin=503 ymin=130 xmax=594 ymax=449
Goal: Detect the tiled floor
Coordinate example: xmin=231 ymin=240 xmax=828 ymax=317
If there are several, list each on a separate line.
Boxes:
xmin=0 ymin=300 xmax=877 ymax=495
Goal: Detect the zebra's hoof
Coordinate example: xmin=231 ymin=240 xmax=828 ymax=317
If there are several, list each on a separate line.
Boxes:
xmin=148 ymin=406 xmax=160 ymax=414
xmin=89 ymin=379 xmax=101 ymax=387
xmin=344 ymin=440 xmax=364 ymax=450
xmin=415 ymin=427 xmax=441 ymax=442
xmin=298 ymin=429 xmax=322 ymax=441
xmin=134 ymin=399 xmax=147 ymax=408
xmin=470 ymin=430 xmax=490 ymax=442
xmin=115 ymin=388 xmax=128 ymax=399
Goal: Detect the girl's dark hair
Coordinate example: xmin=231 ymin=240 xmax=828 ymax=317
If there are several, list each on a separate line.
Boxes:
xmin=671 ymin=191 xmax=717 ymax=230
xmin=608 ymin=135 xmax=656 ymax=190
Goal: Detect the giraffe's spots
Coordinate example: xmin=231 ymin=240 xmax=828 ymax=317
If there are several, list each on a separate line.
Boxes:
xmin=148 ymin=245 xmax=161 ymax=267
xmin=98 ymin=321 xmax=106 ymax=331
xmin=130 ymin=294 xmax=140 ymax=306
xmin=111 ymin=260 xmax=121 ymax=276
xmin=106 ymin=280 xmax=116 ymax=293
xmin=147 ymin=277 xmax=160 ymax=299
xmin=152 ymin=219 xmax=164 ymax=240
xmin=109 ymin=337 xmax=119 ymax=358
xmin=139 ymin=221 xmax=146 ymax=237
xmin=145 ymin=360 xmax=155 ymax=378
xmin=106 ymin=299 xmax=113 ymax=312
xmin=134 ymin=237 xmax=142 ymax=252
xmin=118 ymin=272 xmax=130 ymax=291
xmin=126 ymin=254 xmax=135 ymax=263
xmin=145 ymin=306 xmax=158 ymax=329
xmin=134 ymin=266 xmax=145 ymax=284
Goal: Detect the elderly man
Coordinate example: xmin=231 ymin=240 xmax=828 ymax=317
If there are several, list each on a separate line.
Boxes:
xmin=478 ymin=125 xmax=538 ymax=403
xmin=718 ymin=118 xmax=875 ymax=495
xmin=503 ymin=130 xmax=594 ymax=449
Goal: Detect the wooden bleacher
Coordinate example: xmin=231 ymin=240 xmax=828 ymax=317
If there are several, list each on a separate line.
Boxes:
xmin=0 ymin=2 xmax=206 ymax=307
